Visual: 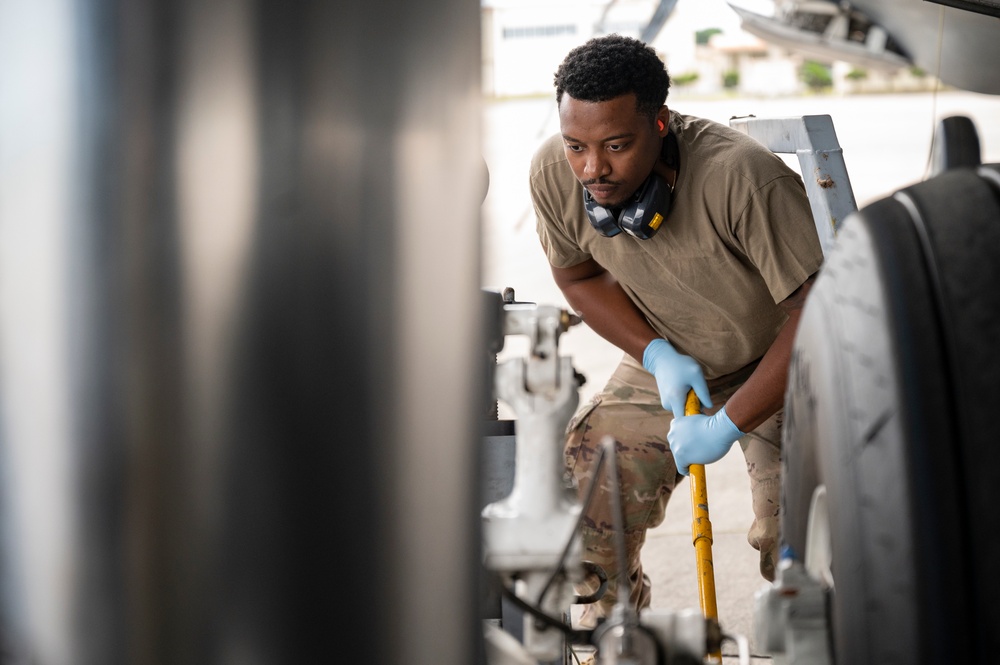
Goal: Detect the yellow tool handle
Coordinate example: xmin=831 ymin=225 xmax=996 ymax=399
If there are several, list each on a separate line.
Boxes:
xmin=686 ymin=390 xmax=722 ymax=661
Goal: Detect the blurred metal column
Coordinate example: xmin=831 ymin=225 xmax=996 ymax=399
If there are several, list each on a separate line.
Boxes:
xmin=0 ymin=0 xmax=485 ymax=663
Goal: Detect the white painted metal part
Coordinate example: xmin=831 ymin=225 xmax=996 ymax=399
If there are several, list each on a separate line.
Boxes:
xmin=753 ymin=558 xmax=833 ymax=665
xmin=482 ymin=303 xmax=584 ymax=661
xmin=730 ymin=114 xmax=859 ymax=258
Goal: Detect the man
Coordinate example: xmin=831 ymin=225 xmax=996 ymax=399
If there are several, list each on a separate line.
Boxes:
xmin=529 ymin=34 xmax=823 ymax=623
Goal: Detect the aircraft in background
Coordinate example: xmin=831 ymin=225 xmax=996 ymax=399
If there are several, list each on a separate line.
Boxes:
xmin=725 ymin=0 xmax=1000 ymax=94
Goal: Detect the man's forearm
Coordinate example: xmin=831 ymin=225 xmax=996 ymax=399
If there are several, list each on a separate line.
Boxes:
xmin=722 ymin=307 xmax=800 ymax=432
xmin=723 ymin=275 xmax=815 ymax=432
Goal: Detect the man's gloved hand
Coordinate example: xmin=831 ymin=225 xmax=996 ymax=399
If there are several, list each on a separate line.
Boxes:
xmin=667 ymin=405 xmax=745 ymax=476
xmin=642 ymin=338 xmax=712 ymax=415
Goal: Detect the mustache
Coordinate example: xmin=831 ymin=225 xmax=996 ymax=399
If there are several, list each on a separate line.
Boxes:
xmin=581 ymin=178 xmax=620 ymax=186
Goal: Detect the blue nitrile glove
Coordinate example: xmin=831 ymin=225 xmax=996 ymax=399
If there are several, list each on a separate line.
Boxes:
xmin=642 ymin=338 xmax=712 ymax=415
xmin=667 ymin=405 xmax=745 ymax=476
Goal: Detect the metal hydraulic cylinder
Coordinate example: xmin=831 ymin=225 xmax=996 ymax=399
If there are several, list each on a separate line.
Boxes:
xmin=482 ymin=355 xmax=581 ymax=571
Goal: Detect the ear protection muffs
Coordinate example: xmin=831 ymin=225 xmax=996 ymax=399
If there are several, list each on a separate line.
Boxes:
xmin=583 ymin=175 xmax=672 ymax=240
xmin=583 ymin=131 xmax=680 ymax=240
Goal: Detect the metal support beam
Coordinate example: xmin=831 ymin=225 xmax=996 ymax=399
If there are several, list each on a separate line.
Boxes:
xmin=730 ymin=114 xmax=858 ymax=258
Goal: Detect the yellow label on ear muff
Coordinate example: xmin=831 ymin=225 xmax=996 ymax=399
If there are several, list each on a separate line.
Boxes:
xmin=649 ymin=213 xmax=664 ymax=231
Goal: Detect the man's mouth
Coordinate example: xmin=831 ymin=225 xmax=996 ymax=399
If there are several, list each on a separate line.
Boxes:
xmin=585 ymin=183 xmax=619 ymax=202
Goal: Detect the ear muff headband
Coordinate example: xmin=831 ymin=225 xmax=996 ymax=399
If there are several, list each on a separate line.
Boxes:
xmin=583 ymin=132 xmax=680 ymax=240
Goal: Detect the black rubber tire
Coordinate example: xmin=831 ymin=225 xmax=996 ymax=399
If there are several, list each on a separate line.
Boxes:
xmin=782 ymin=166 xmax=1000 ymax=664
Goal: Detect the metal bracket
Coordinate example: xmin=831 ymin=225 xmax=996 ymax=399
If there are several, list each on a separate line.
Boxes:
xmin=730 ymin=114 xmax=858 ymax=258
xmin=482 ymin=301 xmax=583 ymax=662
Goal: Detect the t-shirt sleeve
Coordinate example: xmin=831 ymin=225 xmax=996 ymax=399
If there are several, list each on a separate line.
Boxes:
xmin=735 ymin=174 xmax=825 ymax=303
xmin=529 ymin=147 xmax=592 ymax=269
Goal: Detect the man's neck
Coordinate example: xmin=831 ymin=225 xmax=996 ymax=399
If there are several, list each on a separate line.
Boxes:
xmin=651 ymin=159 xmax=677 ymax=191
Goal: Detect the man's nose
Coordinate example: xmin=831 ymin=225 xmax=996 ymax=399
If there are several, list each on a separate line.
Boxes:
xmin=584 ymin=153 xmax=610 ymax=180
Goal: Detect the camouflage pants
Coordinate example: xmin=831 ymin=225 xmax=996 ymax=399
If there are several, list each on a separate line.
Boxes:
xmin=566 ymin=353 xmax=782 ymax=619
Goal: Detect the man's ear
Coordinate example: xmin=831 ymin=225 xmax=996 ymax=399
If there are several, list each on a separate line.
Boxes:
xmin=656 ymin=107 xmax=670 ymax=136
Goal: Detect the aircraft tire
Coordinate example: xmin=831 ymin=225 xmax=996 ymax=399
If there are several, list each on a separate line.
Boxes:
xmin=782 ymin=167 xmax=1000 ymax=664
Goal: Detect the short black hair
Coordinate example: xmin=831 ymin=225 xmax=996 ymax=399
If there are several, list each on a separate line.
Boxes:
xmin=554 ymin=34 xmax=671 ymax=120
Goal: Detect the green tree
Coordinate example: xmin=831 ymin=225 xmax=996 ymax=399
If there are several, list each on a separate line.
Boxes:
xmin=695 ymin=28 xmax=722 ymax=45
xmin=673 ymin=71 xmax=700 ymax=86
xmin=722 ymin=69 xmax=739 ymax=89
xmin=801 ymin=60 xmax=832 ymax=90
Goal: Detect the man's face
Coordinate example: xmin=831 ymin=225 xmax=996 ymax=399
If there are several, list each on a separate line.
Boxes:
xmin=559 ymin=93 xmax=665 ymax=209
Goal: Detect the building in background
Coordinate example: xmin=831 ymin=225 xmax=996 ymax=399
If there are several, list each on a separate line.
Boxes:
xmin=689 ymin=30 xmax=802 ymax=96
xmin=481 ymin=0 xmax=659 ymax=98
xmin=480 ymin=0 xmax=783 ymax=98
xmin=481 ymin=0 xmax=932 ymax=99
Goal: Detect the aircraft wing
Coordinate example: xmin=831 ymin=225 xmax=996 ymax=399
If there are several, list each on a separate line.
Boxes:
xmin=732 ymin=0 xmax=1000 ymax=95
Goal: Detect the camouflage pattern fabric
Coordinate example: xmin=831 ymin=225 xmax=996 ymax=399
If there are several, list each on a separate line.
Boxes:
xmin=566 ymin=354 xmax=781 ymax=619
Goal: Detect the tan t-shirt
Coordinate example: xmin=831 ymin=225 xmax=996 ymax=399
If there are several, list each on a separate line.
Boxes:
xmin=530 ymin=112 xmax=823 ymax=379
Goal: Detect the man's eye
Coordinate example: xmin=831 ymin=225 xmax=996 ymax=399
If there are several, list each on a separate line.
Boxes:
xmin=566 ymin=144 xmax=583 ymax=152
xmin=608 ymin=143 xmax=626 ymax=152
